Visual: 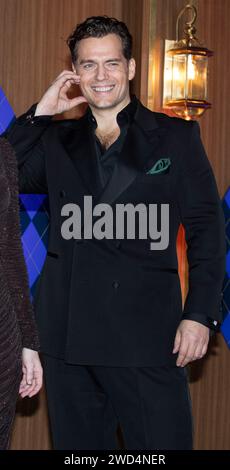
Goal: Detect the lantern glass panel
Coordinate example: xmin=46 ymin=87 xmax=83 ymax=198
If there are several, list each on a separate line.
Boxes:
xmin=171 ymin=54 xmax=186 ymax=99
xmin=186 ymin=54 xmax=208 ymax=100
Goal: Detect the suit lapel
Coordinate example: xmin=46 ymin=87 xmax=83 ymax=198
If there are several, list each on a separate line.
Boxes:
xmin=97 ymin=102 xmax=167 ymax=206
xmin=59 ymin=117 xmax=103 ymax=197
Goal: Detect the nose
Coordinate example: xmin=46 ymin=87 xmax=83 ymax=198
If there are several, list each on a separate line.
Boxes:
xmin=95 ymin=64 xmax=109 ymax=81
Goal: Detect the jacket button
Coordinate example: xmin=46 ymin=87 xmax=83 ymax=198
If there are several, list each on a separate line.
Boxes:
xmin=60 ymin=190 xmax=66 ymax=198
xmin=115 ymin=241 xmax=121 ymax=249
xmin=26 ymin=113 xmax=34 ymax=120
xmin=112 ymin=280 xmax=120 ymax=289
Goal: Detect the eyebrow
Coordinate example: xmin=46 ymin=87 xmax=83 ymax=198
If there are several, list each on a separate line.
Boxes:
xmin=79 ymin=60 xmax=96 ymax=65
xmin=79 ymin=58 xmax=122 ymax=65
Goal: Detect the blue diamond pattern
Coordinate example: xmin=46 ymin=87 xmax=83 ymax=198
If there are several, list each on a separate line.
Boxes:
xmin=222 ymin=280 xmax=230 ymax=314
xmin=226 ymin=219 xmax=230 ymax=244
xmin=20 ymin=193 xmax=46 ymax=212
xmin=0 ymin=89 xmax=50 ymax=300
xmin=221 ymin=312 xmax=230 ymax=347
xmin=19 ymin=194 xmax=50 ymax=299
xmin=227 ymin=251 xmax=230 ymax=279
xmin=226 ymin=189 xmax=230 ymax=209
xmin=221 ymin=187 xmax=230 ymax=347
xmin=0 ymin=86 xmax=15 ymax=134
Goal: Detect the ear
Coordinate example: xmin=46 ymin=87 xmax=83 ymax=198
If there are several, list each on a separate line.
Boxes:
xmin=128 ymin=58 xmax=136 ymax=81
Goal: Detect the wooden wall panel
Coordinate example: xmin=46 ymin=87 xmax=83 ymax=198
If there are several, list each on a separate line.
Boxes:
xmin=149 ymin=0 xmax=230 ymax=450
xmin=196 ymin=0 xmax=230 ymax=197
xmin=10 ymin=389 xmax=51 ymax=450
xmin=122 ymin=0 xmax=150 ymax=105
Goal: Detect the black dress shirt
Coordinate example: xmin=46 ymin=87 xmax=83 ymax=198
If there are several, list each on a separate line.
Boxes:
xmin=87 ymin=96 xmax=138 ymax=187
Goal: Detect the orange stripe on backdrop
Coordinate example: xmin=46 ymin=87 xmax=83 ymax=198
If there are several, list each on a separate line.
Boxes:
xmin=176 ymin=224 xmax=188 ymax=305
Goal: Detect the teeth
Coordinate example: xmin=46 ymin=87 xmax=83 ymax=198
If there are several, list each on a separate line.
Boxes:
xmin=92 ymin=86 xmax=114 ymax=92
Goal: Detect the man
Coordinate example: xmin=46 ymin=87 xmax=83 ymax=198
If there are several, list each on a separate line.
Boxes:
xmin=7 ymin=16 xmax=225 ymax=450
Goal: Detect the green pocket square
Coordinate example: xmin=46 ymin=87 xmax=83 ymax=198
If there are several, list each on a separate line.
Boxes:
xmin=147 ymin=158 xmax=171 ymax=174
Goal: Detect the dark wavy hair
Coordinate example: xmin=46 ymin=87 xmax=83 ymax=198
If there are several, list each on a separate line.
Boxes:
xmin=67 ymin=16 xmax=133 ymax=64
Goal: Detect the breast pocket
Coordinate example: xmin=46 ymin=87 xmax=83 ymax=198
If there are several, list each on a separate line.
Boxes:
xmin=138 ymin=171 xmax=172 ymax=183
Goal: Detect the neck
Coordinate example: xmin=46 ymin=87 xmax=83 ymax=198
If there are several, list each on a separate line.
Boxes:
xmin=90 ymin=95 xmax=131 ymax=132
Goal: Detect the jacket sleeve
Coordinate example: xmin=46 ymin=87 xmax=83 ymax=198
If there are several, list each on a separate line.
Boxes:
xmin=6 ymin=104 xmax=51 ymax=194
xmin=2 ymin=139 xmax=40 ymax=349
xmin=176 ymin=121 xmax=226 ymax=323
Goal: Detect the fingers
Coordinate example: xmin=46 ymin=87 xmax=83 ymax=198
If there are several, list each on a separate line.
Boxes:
xmin=52 ymin=71 xmax=80 ymax=89
xmin=173 ymin=320 xmax=210 ymax=367
xmin=176 ymin=336 xmax=209 ymax=367
xmin=19 ymin=366 xmax=27 ymax=395
xmin=194 ymin=341 xmax=208 ymax=361
xmin=59 ymin=79 xmax=88 ymax=109
xmin=55 ymin=75 xmax=80 ymax=100
xmin=19 ymin=375 xmax=33 ymax=398
xmin=19 ymin=363 xmax=34 ymax=398
xmin=56 ymin=70 xmax=80 ymax=79
xmin=173 ymin=329 xmax=181 ymax=354
xmin=19 ymin=353 xmax=43 ymax=399
xmin=26 ymin=362 xmax=33 ymax=385
xmin=176 ymin=337 xmax=189 ymax=367
xmin=67 ymin=96 xmax=88 ymax=109
xmin=53 ymin=72 xmax=88 ymax=111
xmin=20 ymin=372 xmax=42 ymax=398
xmin=28 ymin=367 xmax=43 ymax=398
xmin=36 ymin=70 xmax=85 ymax=116
xmin=173 ymin=329 xmax=191 ymax=367
xmin=201 ymin=342 xmax=208 ymax=357
xmin=53 ymin=70 xmax=80 ymax=82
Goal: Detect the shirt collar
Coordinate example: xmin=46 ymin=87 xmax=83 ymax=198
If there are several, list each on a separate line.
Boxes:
xmin=86 ymin=95 xmax=138 ymax=130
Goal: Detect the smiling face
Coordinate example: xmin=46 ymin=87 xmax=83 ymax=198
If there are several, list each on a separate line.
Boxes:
xmin=73 ymin=33 xmax=135 ymax=112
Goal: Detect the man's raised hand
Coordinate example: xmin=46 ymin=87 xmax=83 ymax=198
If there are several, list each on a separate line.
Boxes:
xmin=35 ymin=70 xmax=87 ymax=116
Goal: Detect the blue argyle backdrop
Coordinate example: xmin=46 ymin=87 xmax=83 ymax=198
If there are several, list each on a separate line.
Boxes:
xmin=0 ymin=86 xmax=15 ymax=133
xmin=0 ymin=86 xmax=50 ymax=299
xmin=19 ymin=194 xmax=50 ymax=299
xmin=221 ymin=188 xmax=230 ymax=346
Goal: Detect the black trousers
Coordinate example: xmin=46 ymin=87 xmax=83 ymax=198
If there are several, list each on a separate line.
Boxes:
xmin=43 ymin=355 xmax=193 ymax=450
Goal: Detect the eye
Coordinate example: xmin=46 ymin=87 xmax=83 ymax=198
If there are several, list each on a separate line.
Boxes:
xmin=82 ymin=63 xmax=96 ymax=70
xmin=107 ymin=62 xmax=119 ymax=68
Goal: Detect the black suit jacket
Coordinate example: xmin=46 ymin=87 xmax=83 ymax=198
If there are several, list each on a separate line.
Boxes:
xmin=7 ymin=100 xmax=226 ymax=366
